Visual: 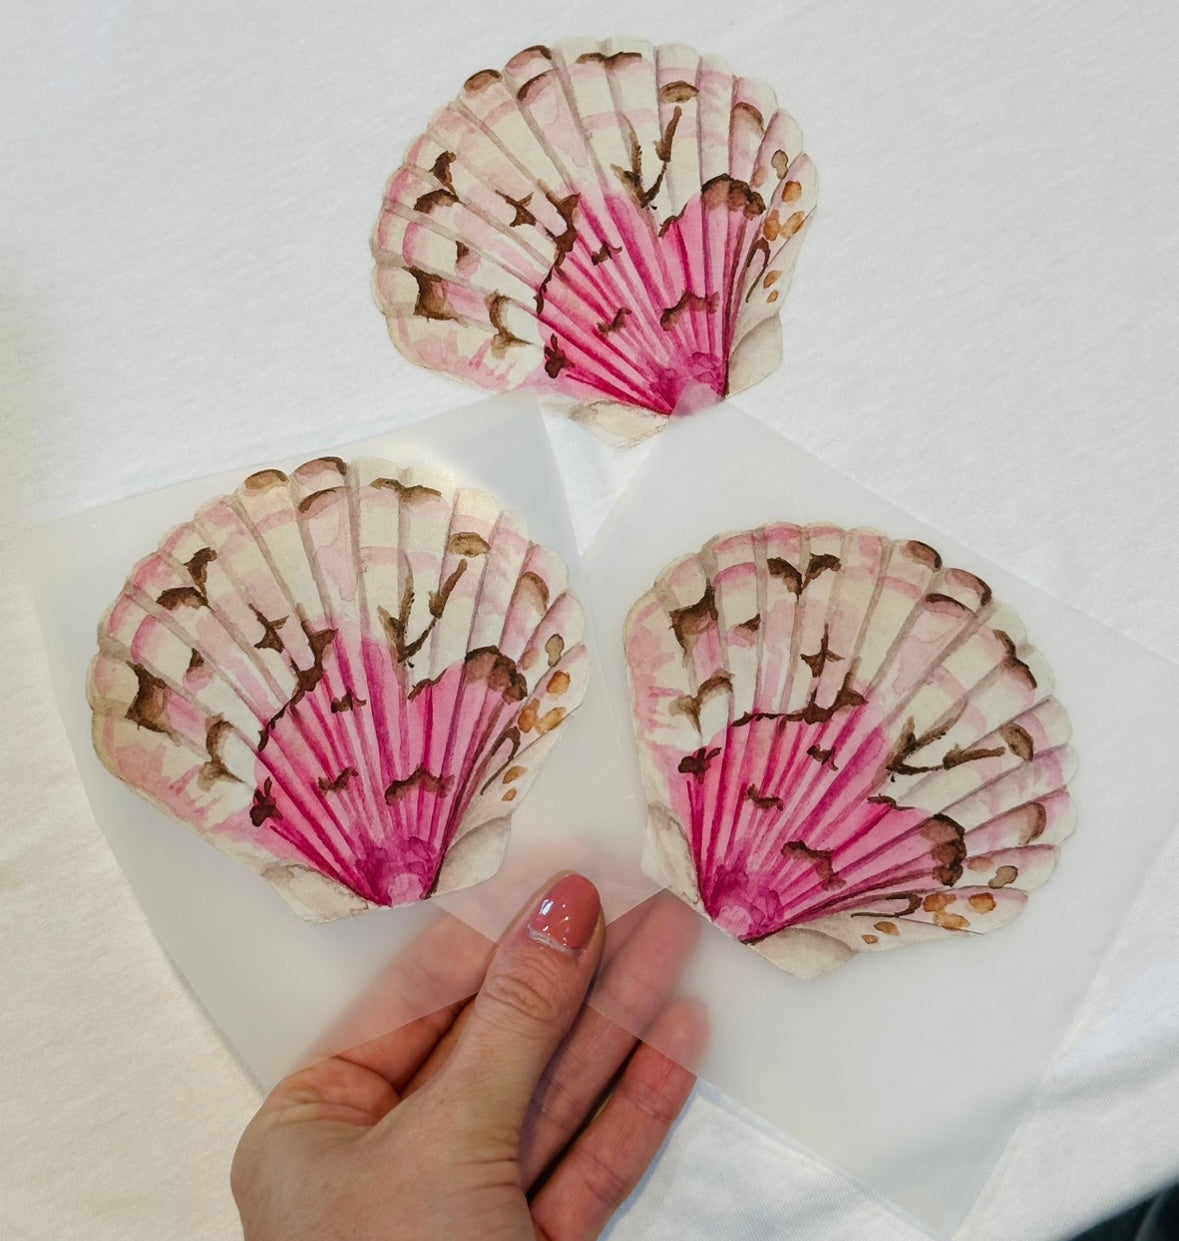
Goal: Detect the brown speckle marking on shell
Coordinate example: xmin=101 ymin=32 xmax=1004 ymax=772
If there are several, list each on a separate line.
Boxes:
xmin=782 ymin=840 xmax=844 ymax=890
xmin=767 ymin=552 xmax=841 ymax=596
xmin=732 ymin=101 xmax=765 ymax=130
xmin=298 ymin=456 xmax=347 ymax=477
xmin=597 ymin=307 xmax=632 ymax=335
xmin=886 ymin=715 xmax=961 ymax=776
xmin=745 ymin=784 xmax=783 ymax=811
xmin=741 ymin=238 xmax=772 ymax=302
xmin=1020 ymin=803 xmax=1049 ymax=843
xmin=806 ymin=744 xmax=837 ymax=770
xmin=409 ymin=268 xmax=460 ymax=321
xmin=466 ymin=646 xmax=528 ymax=703
xmin=874 ymin=921 xmax=900 ymax=936
xmin=990 ymin=864 xmax=1019 ymax=889
xmin=502 ymin=765 xmax=526 ymax=784
xmin=515 ymin=71 xmax=553 ymax=104
xmin=498 ymin=190 xmax=537 ymax=228
xmin=297 ymin=487 xmax=343 ymax=515
xmin=576 ymin=49 xmax=642 ymax=67
xmin=969 ymin=892 xmax=997 ymax=913
xmin=243 ymin=469 xmax=288 ymax=493
xmin=668 ymin=582 xmax=718 ymax=655
xmin=126 ymin=665 xmax=172 ymax=735
xmin=902 ymin=540 xmax=943 ymax=570
xmin=945 ymin=567 xmax=993 ymax=607
xmin=426 ymin=562 xmax=466 ymax=617
xmin=157 ymin=584 xmax=207 ymax=610
xmin=517 ymin=570 xmax=550 ymax=611
xmin=862 ymin=933 xmax=878 ymax=945
xmin=385 ymin=766 xmax=453 ymax=804
xmin=545 ymin=634 xmax=565 ymax=668
xmin=535 ymin=706 xmax=566 ymax=734
xmin=800 ymin=625 xmax=842 ymax=677
xmin=943 ymin=741 xmax=1006 ymax=768
xmin=543 ymin=335 xmax=573 ymax=378
xmin=1001 ymin=722 xmax=1036 ymax=761
xmin=186 ymin=547 xmax=217 ymax=590
xmin=614 ymin=114 xmax=678 ymax=210
xmin=995 ymin=630 xmax=1039 ymax=690
xmin=771 ymin=149 xmax=790 ymax=178
xmin=293 ymin=626 xmax=336 ymax=702
xmin=371 ymin=477 xmax=444 ymax=502
xmin=924 ymin=591 xmax=976 ymax=617
xmin=534 ymin=192 xmax=580 ymax=311
xmin=198 ymin=717 xmax=240 ymax=788
xmin=463 ymin=68 xmax=502 ymax=93
xmin=782 ymin=180 xmax=803 ymax=203
xmin=431 ymin=150 xmax=457 ymax=189
xmin=487 ymin=294 xmax=528 ymax=357
xmin=670 ymin=671 xmax=732 ymax=728
xmin=318 ymin=766 xmax=359 ymax=794
xmin=659 ymin=80 xmax=698 ymax=102
xmin=590 ymin=241 xmax=620 ymax=264
xmin=503 ymin=788 xmax=518 ymax=801
xmin=764 ymin=209 xmax=805 ymax=242
xmin=448 ymin=531 xmax=491 ymax=557
xmin=786 ymin=666 xmax=866 ymax=726
xmin=660 ymin=290 xmax=719 ymax=331
xmin=546 ymin=669 xmax=572 ymax=696
xmin=414 ymin=184 xmax=461 ymax=212
xmin=412 ymin=187 xmax=459 ymax=213
xmin=250 ymin=778 xmax=279 ymax=827
xmin=922 ymin=816 xmax=967 ymax=886
xmin=701 ymin=174 xmax=765 ymax=218
xmin=251 ymin=605 xmax=288 ymax=653
xmin=934 ymin=911 xmax=970 ymax=931
xmin=678 ymin=745 xmax=721 ymax=779
xmin=330 ymin=689 xmax=366 ymax=714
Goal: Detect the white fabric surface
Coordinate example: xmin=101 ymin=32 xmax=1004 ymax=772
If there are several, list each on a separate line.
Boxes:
xmin=3 ymin=1 xmax=1177 ymax=1239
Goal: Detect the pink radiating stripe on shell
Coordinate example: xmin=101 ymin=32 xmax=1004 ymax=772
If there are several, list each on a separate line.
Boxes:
xmin=241 ymin=633 xmax=520 ymax=906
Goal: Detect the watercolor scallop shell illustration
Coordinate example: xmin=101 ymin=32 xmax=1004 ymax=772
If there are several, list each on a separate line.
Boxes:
xmin=87 ymin=457 xmax=587 ymax=921
xmin=624 ymin=525 xmax=1075 ymax=979
xmin=372 ymin=38 xmax=817 ymax=447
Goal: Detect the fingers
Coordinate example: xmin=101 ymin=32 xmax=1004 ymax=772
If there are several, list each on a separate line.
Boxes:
xmin=437 ymin=872 xmax=605 ymax=1136
xmin=300 ymin=908 xmax=495 ymax=1090
xmin=519 ymin=892 xmax=703 ymax=1185
xmin=530 ymin=1000 xmax=707 ymax=1241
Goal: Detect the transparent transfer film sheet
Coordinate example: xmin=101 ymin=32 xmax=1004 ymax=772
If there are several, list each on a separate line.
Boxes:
xmin=23 ymin=391 xmax=657 ymax=1088
xmin=580 ymin=404 xmax=1179 ymax=1236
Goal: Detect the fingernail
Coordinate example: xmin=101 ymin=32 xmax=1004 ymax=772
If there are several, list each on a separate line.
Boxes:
xmin=527 ymin=873 xmax=599 ymax=953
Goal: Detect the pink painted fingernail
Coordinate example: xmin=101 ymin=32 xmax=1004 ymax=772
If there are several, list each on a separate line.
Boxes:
xmin=527 ymin=873 xmax=600 ymax=952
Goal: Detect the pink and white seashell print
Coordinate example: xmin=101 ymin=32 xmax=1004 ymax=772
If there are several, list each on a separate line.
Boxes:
xmin=88 ymin=457 xmax=587 ymax=921
xmin=625 ymin=525 xmax=1075 ymax=979
xmin=372 ymin=38 xmax=817 ymax=446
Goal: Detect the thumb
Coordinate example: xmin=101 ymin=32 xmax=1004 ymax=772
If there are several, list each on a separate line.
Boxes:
xmin=441 ymin=872 xmax=603 ymax=1132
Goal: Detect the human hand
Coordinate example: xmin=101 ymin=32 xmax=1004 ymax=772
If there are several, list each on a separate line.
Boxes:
xmin=231 ymin=873 xmax=706 ymax=1240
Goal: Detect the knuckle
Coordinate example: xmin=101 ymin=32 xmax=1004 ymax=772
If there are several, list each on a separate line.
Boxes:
xmin=528 ymin=1067 xmax=584 ymax=1132
xmin=576 ymin=1145 xmax=634 ymax=1210
xmin=618 ymin=1070 xmax=681 ymax=1125
xmin=479 ymin=961 xmax=566 ymax=1030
